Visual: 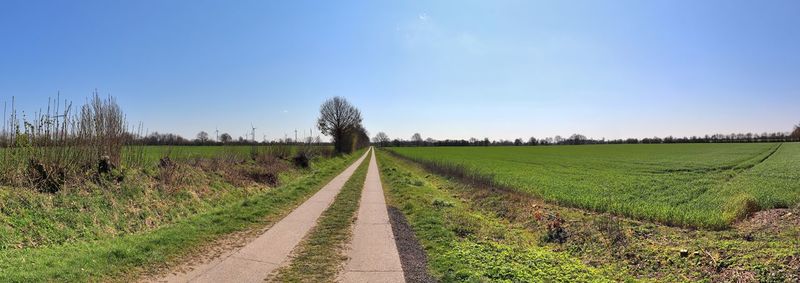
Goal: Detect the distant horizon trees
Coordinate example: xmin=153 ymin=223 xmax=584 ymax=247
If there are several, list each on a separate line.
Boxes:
xmin=411 ymin=133 xmax=423 ymax=146
xmin=373 ymin=132 xmax=390 ymax=147
xmin=124 ymin=125 xmax=800 ymax=147
xmin=377 ymin=126 xmax=800 ymax=147
xmin=219 ymin=133 xmax=232 ymax=143
xmin=196 ymin=131 xmax=210 ymax=143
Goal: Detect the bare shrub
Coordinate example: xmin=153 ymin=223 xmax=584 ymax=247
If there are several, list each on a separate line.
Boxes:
xmin=595 ymin=216 xmax=627 ymax=248
xmin=314 ymin=146 xmax=336 ymax=158
xmin=293 ymin=151 xmax=310 ymax=168
xmin=540 ymin=213 xmax=568 ymax=244
xmin=76 ymin=93 xmax=127 ymax=166
xmin=247 ymin=168 xmax=279 ymax=186
xmin=157 ymin=156 xmax=179 ymax=186
xmin=259 ymin=145 xmax=293 ymax=160
xmin=28 ymin=159 xmax=66 ymax=193
xmin=1 ymin=93 xmax=138 ymax=192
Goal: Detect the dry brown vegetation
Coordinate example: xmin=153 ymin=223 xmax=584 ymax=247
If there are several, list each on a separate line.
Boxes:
xmin=1 ymin=93 xmax=138 ymax=193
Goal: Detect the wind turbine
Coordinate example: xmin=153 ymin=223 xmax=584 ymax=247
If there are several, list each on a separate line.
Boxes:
xmin=250 ymin=124 xmax=257 ymax=142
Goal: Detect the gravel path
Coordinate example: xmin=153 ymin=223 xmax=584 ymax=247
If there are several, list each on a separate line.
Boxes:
xmin=387 ymin=206 xmax=435 ymax=283
xmin=152 ymin=149 xmax=371 ymax=283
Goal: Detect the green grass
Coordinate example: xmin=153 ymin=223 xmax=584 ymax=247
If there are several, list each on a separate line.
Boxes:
xmin=377 ymin=150 xmax=622 ymax=282
xmin=0 ymin=167 xmax=255 ymax=250
xmin=389 ymin=143 xmax=800 ymax=229
xmin=273 ymin=150 xmax=371 ymax=282
xmin=0 ymin=150 xmax=363 ymax=282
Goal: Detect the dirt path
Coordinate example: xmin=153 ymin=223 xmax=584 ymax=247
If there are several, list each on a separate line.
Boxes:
xmin=153 ymin=149 xmax=371 ymax=283
xmin=339 ymin=149 xmax=406 ymax=282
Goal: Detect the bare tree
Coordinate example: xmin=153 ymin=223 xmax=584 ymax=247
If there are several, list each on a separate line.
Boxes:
xmin=317 ymin=96 xmax=363 ymax=153
xmin=196 ymin=131 xmax=210 ymax=143
xmin=373 ymin=132 xmax=390 ymax=147
xmin=411 ymin=133 xmax=423 ymax=146
xmin=219 ymin=133 xmax=232 ymax=143
xmin=792 ymin=122 xmax=800 ymax=139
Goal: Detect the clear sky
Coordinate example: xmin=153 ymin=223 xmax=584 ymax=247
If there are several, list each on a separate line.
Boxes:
xmin=1 ymin=0 xmax=798 ymax=141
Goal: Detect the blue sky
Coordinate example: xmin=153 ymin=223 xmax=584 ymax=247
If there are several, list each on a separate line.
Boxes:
xmin=1 ymin=0 xmax=798 ymax=141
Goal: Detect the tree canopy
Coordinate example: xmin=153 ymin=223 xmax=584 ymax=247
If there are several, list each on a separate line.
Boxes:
xmin=317 ymin=97 xmax=367 ymax=153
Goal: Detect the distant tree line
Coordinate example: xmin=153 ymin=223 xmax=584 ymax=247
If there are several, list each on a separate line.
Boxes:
xmin=132 ymin=131 xmax=328 ymax=146
xmin=105 ymin=96 xmax=375 ymax=152
xmin=371 ymin=125 xmax=800 ymax=147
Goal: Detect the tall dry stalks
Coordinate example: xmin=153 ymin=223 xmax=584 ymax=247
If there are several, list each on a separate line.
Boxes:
xmin=1 ymin=92 xmax=139 ymax=192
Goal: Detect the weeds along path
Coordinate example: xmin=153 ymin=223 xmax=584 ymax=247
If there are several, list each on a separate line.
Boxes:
xmin=339 ymin=148 xmax=406 ymax=282
xmin=155 ymin=149 xmax=371 ymax=283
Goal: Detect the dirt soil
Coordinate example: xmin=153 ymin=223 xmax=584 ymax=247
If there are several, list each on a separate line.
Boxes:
xmin=735 ymin=208 xmax=799 ymax=233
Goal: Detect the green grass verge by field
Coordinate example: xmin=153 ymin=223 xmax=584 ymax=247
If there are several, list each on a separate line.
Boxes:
xmin=0 ymin=150 xmax=363 ymax=282
xmin=377 ymin=150 xmax=624 ymax=282
xmin=272 ymin=150 xmax=371 ymax=282
xmin=390 ymin=143 xmax=800 ymax=229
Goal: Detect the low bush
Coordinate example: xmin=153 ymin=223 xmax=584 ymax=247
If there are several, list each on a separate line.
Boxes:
xmin=595 ymin=216 xmax=627 ymax=248
xmin=540 ymin=213 xmax=568 ymax=244
xmin=432 ymin=198 xmax=455 ymax=208
xmin=293 ymin=151 xmax=310 ymax=168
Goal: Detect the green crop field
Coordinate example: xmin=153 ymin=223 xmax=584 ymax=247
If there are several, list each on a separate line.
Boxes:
xmin=390 ymin=143 xmax=800 ymax=229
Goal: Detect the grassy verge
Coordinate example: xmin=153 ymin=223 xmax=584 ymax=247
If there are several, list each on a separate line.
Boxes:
xmin=0 ymin=150 xmax=365 ymax=282
xmin=272 ymin=150 xmax=372 ymax=282
xmin=376 ymin=150 xmax=624 ymax=282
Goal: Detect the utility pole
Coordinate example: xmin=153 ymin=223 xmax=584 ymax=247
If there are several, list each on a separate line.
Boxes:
xmin=215 ymin=127 xmax=219 ymax=142
xmin=294 ymin=129 xmax=298 ymax=145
